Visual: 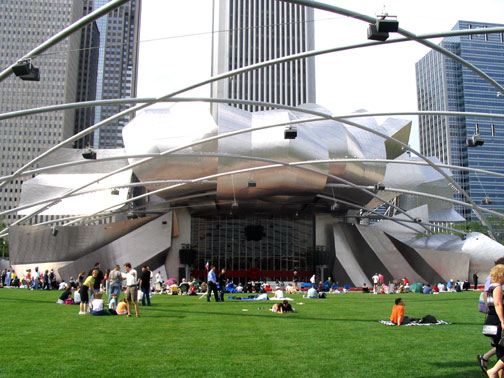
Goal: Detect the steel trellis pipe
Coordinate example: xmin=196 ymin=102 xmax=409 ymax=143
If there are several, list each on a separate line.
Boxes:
xmin=0 ymin=0 xmax=131 ymax=82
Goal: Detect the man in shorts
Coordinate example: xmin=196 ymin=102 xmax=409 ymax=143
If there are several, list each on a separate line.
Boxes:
xmin=122 ymin=262 xmax=139 ymax=318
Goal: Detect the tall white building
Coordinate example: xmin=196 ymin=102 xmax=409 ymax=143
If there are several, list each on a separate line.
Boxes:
xmin=211 ymin=0 xmax=316 ymax=114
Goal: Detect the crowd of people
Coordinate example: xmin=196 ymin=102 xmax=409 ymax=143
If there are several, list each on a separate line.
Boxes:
xmin=1 ymin=267 xmax=58 ymax=290
xmin=368 ymin=273 xmax=476 ymax=295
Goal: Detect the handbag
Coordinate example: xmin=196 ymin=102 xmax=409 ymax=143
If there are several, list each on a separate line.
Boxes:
xmin=479 ymin=292 xmax=489 ymax=314
xmin=483 ymin=324 xmax=499 ymax=336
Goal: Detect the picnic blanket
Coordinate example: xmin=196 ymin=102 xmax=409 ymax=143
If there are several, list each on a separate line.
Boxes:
xmin=379 ymin=320 xmax=452 ymax=326
xmin=269 ymin=297 xmax=293 ymax=301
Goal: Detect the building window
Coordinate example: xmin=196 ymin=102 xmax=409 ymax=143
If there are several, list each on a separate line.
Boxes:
xmin=491 ymin=124 xmax=496 ymax=136
xmin=475 ymin=123 xmax=480 ymax=134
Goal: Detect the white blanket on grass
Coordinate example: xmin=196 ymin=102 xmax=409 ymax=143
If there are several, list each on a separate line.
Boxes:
xmin=379 ymin=320 xmax=451 ymax=326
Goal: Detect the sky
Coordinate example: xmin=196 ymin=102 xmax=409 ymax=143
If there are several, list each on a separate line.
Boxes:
xmin=136 ymin=0 xmax=504 ymax=151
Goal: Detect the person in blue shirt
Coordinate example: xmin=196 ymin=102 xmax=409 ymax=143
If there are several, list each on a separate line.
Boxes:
xmin=422 ymin=283 xmax=432 ymax=294
xmin=207 ymin=266 xmax=219 ymax=302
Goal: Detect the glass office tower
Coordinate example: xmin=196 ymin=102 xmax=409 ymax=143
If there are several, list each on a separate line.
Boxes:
xmin=77 ymin=0 xmax=141 ymax=149
xmin=416 ymin=21 xmax=504 ymax=220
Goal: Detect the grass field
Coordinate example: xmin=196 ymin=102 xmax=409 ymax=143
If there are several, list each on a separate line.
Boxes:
xmin=0 ymin=289 xmax=491 ymax=378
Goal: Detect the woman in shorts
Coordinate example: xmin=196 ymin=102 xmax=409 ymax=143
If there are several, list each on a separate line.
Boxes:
xmin=79 ymin=269 xmax=98 ymax=315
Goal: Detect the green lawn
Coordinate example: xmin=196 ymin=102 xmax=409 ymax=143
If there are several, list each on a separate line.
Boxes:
xmin=0 ymin=289 xmax=490 ymax=377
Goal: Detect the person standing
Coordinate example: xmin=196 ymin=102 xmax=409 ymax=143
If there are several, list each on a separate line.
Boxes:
xmin=139 ymin=266 xmax=152 ymax=306
xmin=42 ymin=270 xmax=50 ymax=290
xmin=79 ymin=269 xmax=98 ymax=315
xmin=310 ymin=274 xmax=316 ymax=284
xmin=207 ymin=266 xmax=219 ymax=302
xmin=218 ymin=268 xmax=227 ymax=302
xmin=32 ymin=267 xmax=40 ymax=290
xmin=483 ymin=264 xmax=504 ymax=377
xmin=122 ymin=262 xmax=139 ymax=318
xmin=88 ymin=262 xmax=104 ymax=293
xmin=155 ymin=271 xmax=163 ymax=293
xmin=49 ymin=269 xmax=56 ymax=289
xmin=5 ymin=269 xmax=11 ymax=287
xmin=293 ymin=270 xmax=299 ymax=290
xmin=109 ymin=265 xmax=123 ymax=300
xmin=372 ymin=273 xmax=379 ymax=294
xmin=474 ymin=272 xmax=479 ymax=290
xmin=478 ymin=257 xmax=504 ymax=373
xmin=104 ymin=268 xmax=110 ymax=297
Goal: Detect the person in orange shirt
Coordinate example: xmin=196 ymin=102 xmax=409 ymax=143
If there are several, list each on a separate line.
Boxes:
xmin=390 ymin=298 xmax=411 ymax=325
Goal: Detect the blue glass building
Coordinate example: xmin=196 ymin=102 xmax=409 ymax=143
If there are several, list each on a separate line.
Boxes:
xmin=416 ymin=20 xmax=504 ymax=220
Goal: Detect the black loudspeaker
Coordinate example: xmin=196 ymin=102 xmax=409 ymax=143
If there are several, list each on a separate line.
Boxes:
xmin=367 ymin=24 xmax=389 ymax=41
xmin=179 ymin=248 xmax=196 ymax=265
xmin=244 ymin=225 xmax=264 ymax=241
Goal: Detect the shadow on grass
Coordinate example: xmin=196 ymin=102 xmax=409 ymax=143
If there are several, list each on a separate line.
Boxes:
xmin=415 ymin=360 xmax=482 ymax=378
xmin=417 ymin=371 xmax=480 ymax=378
xmin=146 ymin=306 xmax=378 ymax=322
xmin=0 ymin=296 xmax=54 ymax=304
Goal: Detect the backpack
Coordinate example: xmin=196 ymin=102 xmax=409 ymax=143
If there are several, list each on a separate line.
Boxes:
xmin=420 ymin=315 xmax=437 ymax=324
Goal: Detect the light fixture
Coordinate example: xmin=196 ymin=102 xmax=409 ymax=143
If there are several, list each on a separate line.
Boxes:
xmin=248 ymin=179 xmax=256 ymax=188
xmin=51 ymin=226 xmax=58 ymax=236
xmin=284 ymin=126 xmax=297 ymax=139
xmin=466 ymin=134 xmax=484 ymax=147
xmin=367 ymin=24 xmax=389 ymax=41
xmin=12 ymin=59 xmax=40 ymax=81
xmin=110 ymin=188 xmax=119 ymax=195
xmin=374 ymin=183 xmax=385 ymax=191
xmin=82 ymin=147 xmax=97 ymax=160
xmin=482 ymin=197 xmax=492 ymax=205
xmin=330 ymin=203 xmax=339 ymax=212
xmin=231 ymin=201 xmax=239 ymax=210
xmin=376 ymin=15 xmax=399 ymax=32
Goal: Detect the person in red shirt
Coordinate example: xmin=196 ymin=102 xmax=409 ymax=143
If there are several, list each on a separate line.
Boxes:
xmin=390 ymin=298 xmax=411 ymax=325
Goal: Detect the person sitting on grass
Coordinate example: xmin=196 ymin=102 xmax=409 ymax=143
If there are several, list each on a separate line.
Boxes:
xmin=90 ymin=292 xmax=109 ymax=316
xmin=390 ymin=297 xmax=411 ymax=326
xmin=285 ymin=283 xmax=296 ymax=295
xmin=116 ymin=299 xmax=128 ymax=315
xmin=306 ymin=285 xmax=318 ymax=299
xmin=73 ymin=285 xmax=81 ymax=304
xmin=272 ymin=287 xmax=284 ymax=299
xmin=57 ymin=285 xmax=73 ymax=304
xmin=108 ymin=293 xmax=118 ymax=311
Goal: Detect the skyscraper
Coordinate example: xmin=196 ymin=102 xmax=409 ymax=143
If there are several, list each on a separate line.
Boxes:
xmin=77 ymin=0 xmax=141 ymax=149
xmin=416 ymin=20 xmax=504 ymax=219
xmin=0 ymin=0 xmax=141 ymax=220
xmin=0 ymin=0 xmax=83 ymax=220
xmin=211 ymin=0 xmax=316 ymax=114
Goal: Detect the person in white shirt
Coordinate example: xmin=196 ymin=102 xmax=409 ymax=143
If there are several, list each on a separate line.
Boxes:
xmin=122 ymin=262 xmax=139 ymax=318
xmin=90 ymin=292 xmax=108 ymax=315
xmin=310 ymin=274 xmax=316 ymax=284
xmin=372 ymin=273 xmax=379 ymax=294
xmin=73 ymin=288 xmax=81 ymax=304
xmin=306 ymin=286 xmax=318 ymax=299
xmin=272 ymin=287 xmax=284 ymax=299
